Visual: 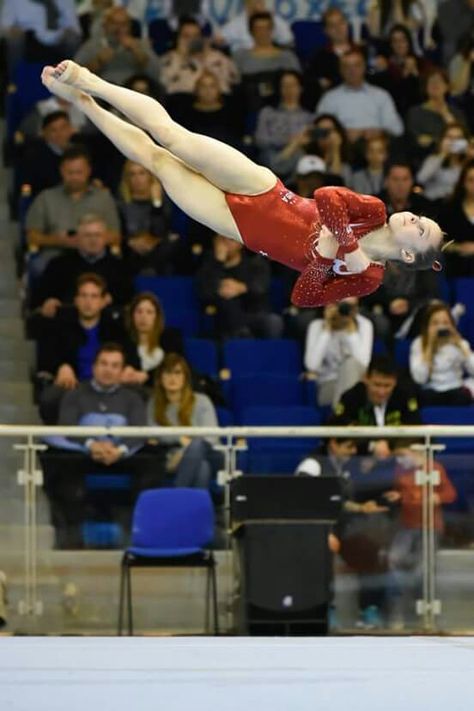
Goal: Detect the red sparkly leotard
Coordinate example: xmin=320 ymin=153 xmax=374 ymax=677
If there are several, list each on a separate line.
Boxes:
xmin=224 ymin=181 xmax=386 ymax=307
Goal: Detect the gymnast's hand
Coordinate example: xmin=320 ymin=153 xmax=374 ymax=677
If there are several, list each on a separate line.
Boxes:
xmin=344 ymin=246 xmax=371 ymax=273
xmin=316 ymin=226 xmax=338 ymax=259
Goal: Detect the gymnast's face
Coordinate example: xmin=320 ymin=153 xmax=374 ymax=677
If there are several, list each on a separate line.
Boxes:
xmin=388 ymin=212 xmax=442 ymax=260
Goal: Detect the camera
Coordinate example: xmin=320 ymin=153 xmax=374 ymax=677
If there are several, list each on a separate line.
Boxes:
xmin=338 ymin=302 xmax=352 ymax=317
xmin=310 ymin=127 xmax=331 ymax=142
xmin=449 ymin=138 xmax=468 ymax=154
xmin=437 ymin=328 xmax=451 ymax=339
xmin=188 ymin=37 xmax=205 ymax=54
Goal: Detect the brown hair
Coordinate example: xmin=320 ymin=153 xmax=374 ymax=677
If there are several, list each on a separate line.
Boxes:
xmin=420 ymin=302 xmax=458 ymax=351
xmin=153 ymin=353 xmax=195 ymax=426
xmin=94 ymin=342 xmax=125 ymax=364
xmin=126 ymin=292 xmax=164 ymax=355
xmin=75 ymin=272 xmax=107 ymax=296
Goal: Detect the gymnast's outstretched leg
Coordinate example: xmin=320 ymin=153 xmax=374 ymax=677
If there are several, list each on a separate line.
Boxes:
xmin=51 ymin=60 xmax=276 ymax=196
xmin=41 ymin=67 xmax=243 ymax=241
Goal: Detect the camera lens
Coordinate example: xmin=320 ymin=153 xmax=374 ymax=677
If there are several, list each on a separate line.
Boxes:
xmin=338 ymin=302 xmax=352 ymax=316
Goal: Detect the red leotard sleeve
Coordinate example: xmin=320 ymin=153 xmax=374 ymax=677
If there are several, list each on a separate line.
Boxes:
xmin=313 ymin=187 xmax=387 ymax=256
xmin=291 ymin=254 xmax=384 ymax=307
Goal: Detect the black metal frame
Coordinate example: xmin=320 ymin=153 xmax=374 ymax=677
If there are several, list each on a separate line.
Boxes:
xmin=117 ymin=550 xmax=219 ymax=636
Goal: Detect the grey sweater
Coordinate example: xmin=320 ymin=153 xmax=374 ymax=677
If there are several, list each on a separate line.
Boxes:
xmin=147 ymin=392 xmax=218 ymax=445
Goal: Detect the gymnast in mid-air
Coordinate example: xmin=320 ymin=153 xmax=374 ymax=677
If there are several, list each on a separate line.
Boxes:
xmin=41 ymin=61 xmax=444 ymax=307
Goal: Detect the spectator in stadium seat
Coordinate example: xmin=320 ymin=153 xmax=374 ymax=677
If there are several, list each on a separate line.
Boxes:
xmin=254 ymin=70 xmax=313 ymax=180
xmin=439 ymin=160 xmax=474 ymax=277
xmin=216 ymin=0 xmax=293 ymax=53
xmin=74 ymin=6 xmax=160 ymax=85
xmin=369 ymin=24 xmax=424 ymax=118
xmin=176 ymin=71 xmax=244 ymax=149
xmin=367 ymin=0 xmax=435 ymax=51
xmin=196 ymin=233 xmax=283 ymax=339
xmin=233 ymin=12 xmax=300 ymax=111
xmin=307 ymin=114 xmax=352 ymax=185
xmin=159 ymin=17 xmax=239 ymax=96
xmin=410 ymin=302 xmax=474 ymax=405
xmin=25 ymin=145 xmax=120 ymax=275
xmin=449 ymin=31 xmax=474 ymax=132
xmin=117 ymin=160 xmax=183 ymax=277
xmin=438 ymin=0 xmax=474 ymax=64
xmin=40 ymin=342 xmax=164 ymax=549
xmin=148 ymin=353 xmax=223 ymax=489
xmin=127 ymin=0 xmax=210 ymax=33
xmin=406 ymin=68 xmax=468 ymax=164
xmin=305 ymin=8 xmax=356 ymax=95
xmin=121 ymin=292 xmax=184 ymax=388
xmin=350 ymin=135 xmax=388 ymax=196
xmin=379 ymin=162 xmax=436 ymax=219
xmin=304 ymin=298 xmax=374 ymax=407
xmin=334 ymin=355 xmax=421 ymax=455
xmin=0 ymin=0 xmax=81 ymax=72
xmin=316 ymin=49 xmax=404 ymax=145
xmin=18 ymin=111 xmax=81 ymax=198
xmin=30 ymin=213 xmax=132 ymax=312
xmin=416 ymin=123 xmax=474 ymax=202
xmin=33 ymin=273 xmax=130 ymax=424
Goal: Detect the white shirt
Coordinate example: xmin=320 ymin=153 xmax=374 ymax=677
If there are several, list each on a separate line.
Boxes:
xmin=316 ymin=82 xmax=404 ymax=136
xmin=221 ymin=11 xmax=293 ymax=52
xmin=410 ymin=336 xmax=474 ymax=392
xmin=373 ymin=403 xmax=387 ymax=427
xmin=0 ymin=0 xmax=81 ymax=45
xmin=304 ymin=314 xmax=373 ymax=384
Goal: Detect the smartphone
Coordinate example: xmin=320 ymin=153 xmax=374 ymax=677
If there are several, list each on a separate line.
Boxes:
xmin=450 ymin=138 xmax=468 ymax=154
xmin=437 ymin=328 xmax=451 ymax=338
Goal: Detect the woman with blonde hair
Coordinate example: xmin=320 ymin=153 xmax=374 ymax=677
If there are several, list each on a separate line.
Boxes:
xmin=117 ymin=159 xmax=177 ymax=276
xmin=121 ymin=292 xmax=183 ymax=387
xmin=410 ymin=302 xmax=474 ymax=405
xmin=149 ymin=353 xmax=222 ymax=488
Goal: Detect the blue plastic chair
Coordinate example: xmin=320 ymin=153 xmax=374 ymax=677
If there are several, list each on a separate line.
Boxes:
xmin=184 ymin=338 xmax=218 ymax=377
xmin=82 ymin=522 xmax=124 ymax=548
xmin=227 ymin=374 xmax=306 ymax=422
xmin=222 ymin=338 xmax=302 ymax=377
xmin=118 ymin=488 xmax=218 ymax=635
xmin=291 ymin=20 xmax=327 ymax=62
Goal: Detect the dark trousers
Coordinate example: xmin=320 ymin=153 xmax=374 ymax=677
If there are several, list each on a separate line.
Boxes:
xmin=420 ymin=387 xmax=472 ymax=407
xmin=40 ymin=445 xmax=167 ymax=549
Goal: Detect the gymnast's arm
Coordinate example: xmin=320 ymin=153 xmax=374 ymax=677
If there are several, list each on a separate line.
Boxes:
xmin=291 ymin=256 xmax=385 ymax=308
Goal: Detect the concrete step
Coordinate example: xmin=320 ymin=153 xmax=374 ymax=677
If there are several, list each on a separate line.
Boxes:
xmin=0 ymin=524 xmax=54 ymax=551
xmin=0 ymin=405 xmax=39 ymax=424
xmin=0 ymin=359 xmax=31 ymax=380
xmin=0 ymin=318 xmax=24 ymax=339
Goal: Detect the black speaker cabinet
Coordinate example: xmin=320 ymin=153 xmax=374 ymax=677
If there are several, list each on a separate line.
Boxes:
xmin=231 ymin=476 xmax=343 ymax=636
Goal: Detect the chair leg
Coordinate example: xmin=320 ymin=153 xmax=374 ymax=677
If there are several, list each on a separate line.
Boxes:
xmin=126 ymin=563 xmax=133 ymax=636
xmin=205 ymin=566 xmax=211 ymax=633
xmin=118 ymin=558 xmax=126 ymax=636
xmin=211 ymin=559 xmax=219 ymax=635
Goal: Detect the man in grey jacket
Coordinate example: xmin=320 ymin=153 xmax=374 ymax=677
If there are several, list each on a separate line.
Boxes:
xmin=40 ymin=342 xmax=165 ymax=549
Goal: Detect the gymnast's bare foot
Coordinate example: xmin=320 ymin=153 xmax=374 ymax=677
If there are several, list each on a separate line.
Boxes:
xmin=41 ymin=66 xmax=89 ymax=105
xmin=51 ymin=59 xmax=96 ymax=93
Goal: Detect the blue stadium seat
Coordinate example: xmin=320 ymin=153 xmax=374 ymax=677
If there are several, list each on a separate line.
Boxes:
xmin=5 ymin=61 xmax=50 ymax=140
xmin=453 ymin=278 xmax=474 ymax=346
xmin=270 ymin=277 xmax=288 ymax=312
xmin=421 ymin=406 xmax=474 ymax=451
xmin=184 ymin=338 xmax=218 ymax=376
xmin=134 ymin=276 xmax=201 ymax=336
xmin=241 ymin=405 xmax=321 ymax=474
xmin=147 ymin=18 xmax=174 ymax=54
xmin=291 ymin=20 xmax=326 ymax=62
xmin=394 ymin=339 xmax=411 ymax=369
xmin=222 ymin=338 xmax=302 ymax=377
xmin=228 ymin=374 xmax=306 ymax=421
xmin=82 ymin=522 xmax=124 ymax=548
xmin=216 ymin=407 xmax=234 ymax=426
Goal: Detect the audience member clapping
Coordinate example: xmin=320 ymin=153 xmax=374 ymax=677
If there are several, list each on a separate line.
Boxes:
xmin=304 ymin=298 xmax=373 ymax=407
xmin=31 ymin=213 xmax=132 ymax=313
xmin=416 ymin=123 xmax=474 ymax=201
xmin=440 ymin=160 xmax=474 ymax=276
xmin=121 ymin=292 xmax=184 ymax=388
xmin=410 ymin=302 xmax=474 ymax=405
xmin=254 ymin=70 xmax=313 ymax=180
xmin=196 ymin=234 xmax=283 ymax=339
xmin=74 ymin=6 xmax=160 ymax=84
xmin=148 ymin=353 xmax=223 ymax=489
xmin=160 ymin=17 xmax=239 ymax=95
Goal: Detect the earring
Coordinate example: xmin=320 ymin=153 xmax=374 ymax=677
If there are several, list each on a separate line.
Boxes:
xmin=401 ymin=249 xmax=415 ymax=263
